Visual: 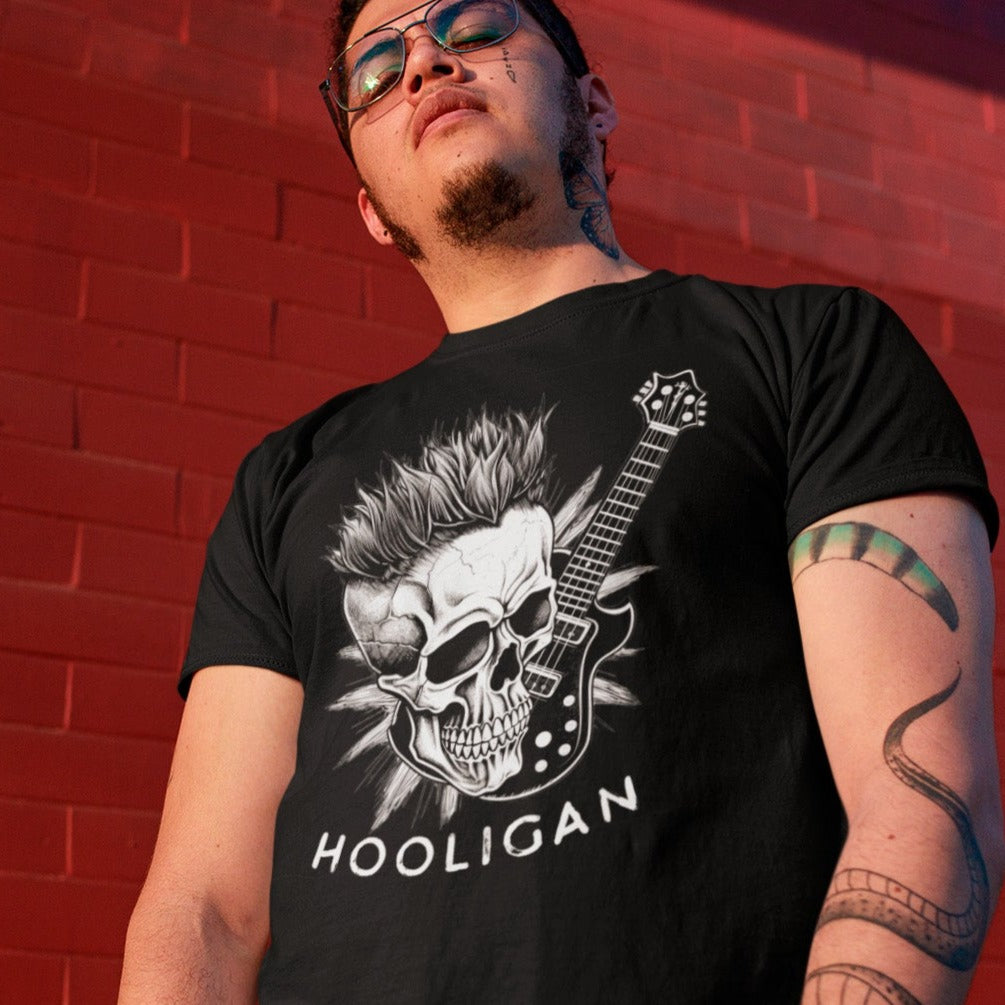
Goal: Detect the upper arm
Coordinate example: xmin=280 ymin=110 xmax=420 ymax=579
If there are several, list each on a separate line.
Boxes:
xmin=790 ymin=491 xmax=1001 ymax=862
xmin=141 ymin=664 xmax=303 ymax=947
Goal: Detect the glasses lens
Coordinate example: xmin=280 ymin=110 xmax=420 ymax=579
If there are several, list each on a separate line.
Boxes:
xmin=339 ymin=30 xmax=405 ymax=110
xmin=428 ymin=0 xmax=518 ymax=52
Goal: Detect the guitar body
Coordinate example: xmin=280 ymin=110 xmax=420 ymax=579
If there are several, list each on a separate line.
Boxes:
xmin=484 ymin=549 xmax=635 ymax=800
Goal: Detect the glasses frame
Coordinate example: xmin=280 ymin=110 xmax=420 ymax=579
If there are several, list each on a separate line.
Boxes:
xmin=320 ymin=0 xmax=520 ymax=118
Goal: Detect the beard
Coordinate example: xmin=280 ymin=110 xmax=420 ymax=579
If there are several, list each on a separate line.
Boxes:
xmin=363 ymin=182 xmax=425 ymax=261
xmin=434 ymin=160 xmax=536 ymax=248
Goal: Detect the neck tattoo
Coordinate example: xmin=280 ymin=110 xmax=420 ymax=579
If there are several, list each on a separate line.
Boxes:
xmin=559 ymin=151 xmax=619 ymax=260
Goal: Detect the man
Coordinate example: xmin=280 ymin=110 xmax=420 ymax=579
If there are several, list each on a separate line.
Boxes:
xmin=119 ymin=1 xmax=1002 ymax=1001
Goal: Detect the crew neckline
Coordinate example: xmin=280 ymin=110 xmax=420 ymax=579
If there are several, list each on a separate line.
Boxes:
xmin=430 ymin=270 xmax=682 ymax=360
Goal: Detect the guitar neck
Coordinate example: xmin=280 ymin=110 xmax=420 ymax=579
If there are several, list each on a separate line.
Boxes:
xmin=556 ymin=423 xmax=679 ymax=614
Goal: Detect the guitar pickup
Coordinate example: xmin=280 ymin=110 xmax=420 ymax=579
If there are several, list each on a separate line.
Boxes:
xmin=525 ymin=664 xmax=561 ymax=699
xmin=554 ymin=612 xmax=591 ymax=645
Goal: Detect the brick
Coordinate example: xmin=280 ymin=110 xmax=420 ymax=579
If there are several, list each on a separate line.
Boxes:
xmin=0 ymin=652 xmax=67 ymax=729
xmin=610 ymin=166 xmax=743 ymax=243
xmin=86 ymin=261 xmax=272 ymax=353
xmin=365 ymin=262 xmax=448 ymax=333
xmin=78 ymin=387 xmax=273 ymax=476
xmin=107 ymin=0 xmax=184 ymax=36
xmin=924 ymin=116 xmax=1005 ymax=176
xmin=0 ymin=58 xmax=183 ymax=154
xmin=71 ymin=663 xmax=182 ymax=741
xmin=0 ymin=178 xmax=182 ymax=273
xmin=0 ymin=509 xmax=77 ymax=583
xmin=805 ymin=76 xmax=927 ymax=150
xmin=0 ymin=370 xmax=75 ymax=447
xmin=0 ymin=874 xmax=136 ymax=954
xmin=615 ymin=119 xmax=808 ymax=211
xmin=944 ymin=213 xmax=1005 ymax=273
xmin=189 ymin=223 xmax=365 ymax=313
xmin=0 ymin=307 xmax=178 ymax=400
xmin=90 ymin=19 xmax=271 ymax=117
xmin=275 ymin=66 xmax=334 ymax=133
xmin=0 ymin=238 xmax=80 ymax=317
xmin=869 ymin=62 xmax=986 ymax=123
xmin=71 ymin=806 xmax=160 ymax=881
xmin=876 ymin=244 xmax=1002 ymax=315
xmin=78 ymin=524 xmax=203 ymax=604
xmin=734 ymin=20 xmax=866 ymax=87
xmin=606 ymin=62 xmax=742 ymax=143
xmin=0 ymin=950 xmax=64 ymax=1003
xmin=747 ymin=201 xmax=883 ymax=281
xmin=0 ymin=440 xmax=176 ymax=532
xmin=177 ymin=470 xmax=231 ymax=540
xmin=878 ymin=147 xmax=999 ymax=217
xmin=0 ymin=0 xmax=89 ymax=69
xmin=671 ymin=230 xmax=844 ymax=290
xmin=0 ymin=581 xmax=185 ymax=669
xmin=0 ymin=112 xmax=91 ymax=193
xmin=749 ymin=106 xmax=875 ymax=180
xmin=68 ymin=953 xmax=127 ymax=1005
xmin=281 ymin=186 xmax=384 ymax=262
xmin=661 ymin=46 xmax=799 ymax=116
xmin=0 ymin=725 xmax=173 ymax=810
xmin=814 ymin=172 xmax=943 ymax=247
xmin=0 ymin=799 xmax=66 ymax=875
xmin=188 ymin=105 xmax=362 ymax=196
xmin=189 ymin=1 xmax=322 ymax=69
xmin=950 ymin=305 xmax=1005 ymax=362
xmin=95 ymin=142 xmax=276 ymax=236
xmin=185 ymin=342 xmax=357 ymax=422
xmin=574 ymin=8 xmax=669 ymax=76
xmin=273 ymin=302 xmax=406 ymax=378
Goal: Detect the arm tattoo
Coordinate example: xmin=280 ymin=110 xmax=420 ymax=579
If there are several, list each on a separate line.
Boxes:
xmin=805 ymin=964 xmax=922 ymax=1004
xmin=817 ymin=672 xmax=989 ymax=970
xmin=789 ymin=522 xmax=958 ymax=630
xmin=791 ymin=521 xmax=990 ymax=984
xmin=559 ymin=151 xmax=619 ymax=260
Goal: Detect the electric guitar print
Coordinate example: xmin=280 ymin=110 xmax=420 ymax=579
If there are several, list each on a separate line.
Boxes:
xmin=487 ymin=370 xmax=707 ymax=800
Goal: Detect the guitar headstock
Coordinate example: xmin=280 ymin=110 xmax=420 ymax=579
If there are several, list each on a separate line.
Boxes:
xmin=633 ymin=370 xmax=707 ymax=433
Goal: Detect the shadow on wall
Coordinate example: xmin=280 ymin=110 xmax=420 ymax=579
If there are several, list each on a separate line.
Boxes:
xmin=701 ymin=0 xmax=1003 ymax=93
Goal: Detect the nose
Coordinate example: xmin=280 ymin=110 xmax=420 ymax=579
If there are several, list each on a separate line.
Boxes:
xmin=402 ymin=32 xmax=466 ymax=100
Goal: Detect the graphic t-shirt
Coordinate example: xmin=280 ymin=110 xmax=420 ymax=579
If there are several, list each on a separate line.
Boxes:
xmin=182 ymin=272 xmax=997 ymax=1004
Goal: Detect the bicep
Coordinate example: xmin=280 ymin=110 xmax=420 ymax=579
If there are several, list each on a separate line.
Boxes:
xmin=790 ymin=491 xmax=999 ymax=848
xmin=143 ymin=664 xmax=303 ymax=945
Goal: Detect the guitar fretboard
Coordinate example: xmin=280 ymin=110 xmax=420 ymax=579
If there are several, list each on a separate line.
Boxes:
xmin=555 ymin=423 xmax=678 ymax=615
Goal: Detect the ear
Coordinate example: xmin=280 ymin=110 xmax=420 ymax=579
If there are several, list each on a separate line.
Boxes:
xmin=579 ymin=73 xmax=618 ymax=141
xmin=357 ymin=186 xmax=396 ymax=247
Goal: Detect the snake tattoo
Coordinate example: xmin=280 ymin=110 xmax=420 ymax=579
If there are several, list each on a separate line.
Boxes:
xmin=790 ymin=521 xmax=991 ymax=1000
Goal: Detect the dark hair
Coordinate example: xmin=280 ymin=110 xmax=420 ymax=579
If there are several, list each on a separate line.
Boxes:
xmin=325 ymin=0 xmax=590 ymax=162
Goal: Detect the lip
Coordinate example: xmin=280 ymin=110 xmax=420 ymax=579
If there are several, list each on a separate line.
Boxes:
xmin=411 ymin=87 xmax=487 ymax=148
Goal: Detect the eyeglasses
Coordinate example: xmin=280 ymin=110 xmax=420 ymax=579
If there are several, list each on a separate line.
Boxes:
xmin=320 ymin=0 xmax=520 ymax=115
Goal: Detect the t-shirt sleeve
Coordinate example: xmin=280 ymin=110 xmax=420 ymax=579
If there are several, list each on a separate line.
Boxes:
xmin=784 ymin=287 xmax=998 ymax=546
xmin=179 ymin=443 xmax=297 ymax=698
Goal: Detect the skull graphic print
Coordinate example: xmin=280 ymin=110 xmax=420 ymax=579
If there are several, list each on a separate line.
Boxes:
xmin=327 ymin=379 xmax=706 ymax=827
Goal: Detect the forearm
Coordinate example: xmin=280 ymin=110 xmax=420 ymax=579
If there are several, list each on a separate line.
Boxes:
xmin=801 ymin=780 xmax=1003 ymax=1004
xmin=118 ymin=883 xmax=264 ymax=1004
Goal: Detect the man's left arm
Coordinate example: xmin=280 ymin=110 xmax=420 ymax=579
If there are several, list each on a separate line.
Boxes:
xmin=791 ymin=492 xmax=1004 ymax=1004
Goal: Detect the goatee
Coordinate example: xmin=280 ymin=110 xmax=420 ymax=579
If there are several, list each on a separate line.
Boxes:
xmin=435 ymin=161 xmax=536 ymax=248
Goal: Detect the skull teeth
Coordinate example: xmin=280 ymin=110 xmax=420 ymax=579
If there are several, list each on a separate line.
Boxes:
xmin=440 ymin=698 xmax=532 ymax=763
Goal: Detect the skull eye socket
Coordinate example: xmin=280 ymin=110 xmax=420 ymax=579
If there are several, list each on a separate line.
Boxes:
xmin=425 ymin=621 xmax=490 ymax=683
xmin=508 ymin=588 xmax=553 ymax=639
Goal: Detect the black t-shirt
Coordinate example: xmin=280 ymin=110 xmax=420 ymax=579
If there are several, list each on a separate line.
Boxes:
xmin=182 ymin=272 xmax=997 ymax=1004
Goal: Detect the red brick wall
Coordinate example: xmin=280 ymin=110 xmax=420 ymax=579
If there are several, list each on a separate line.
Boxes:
xmin=0 ymin=0 xmax=1001 ymax=1000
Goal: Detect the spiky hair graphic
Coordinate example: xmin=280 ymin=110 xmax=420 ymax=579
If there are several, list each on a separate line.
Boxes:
xmin=328 ymin=407 xmax=553 ymax=580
